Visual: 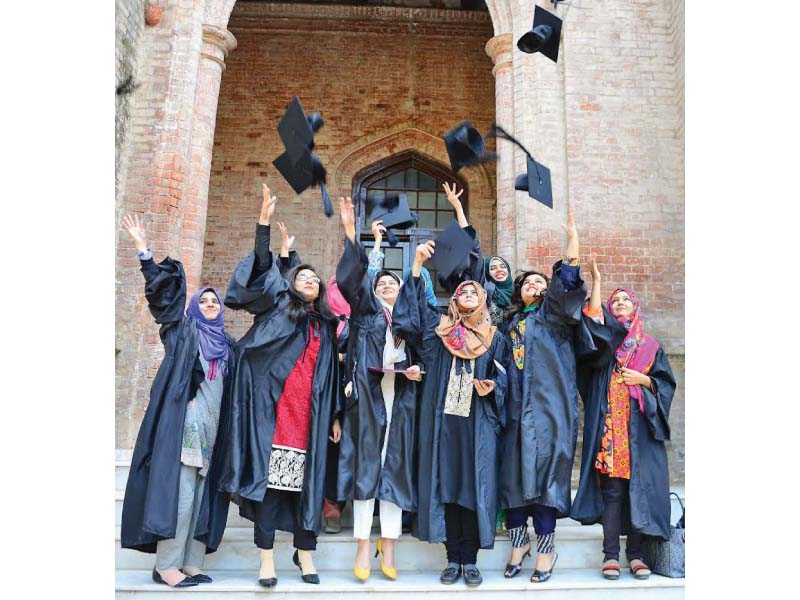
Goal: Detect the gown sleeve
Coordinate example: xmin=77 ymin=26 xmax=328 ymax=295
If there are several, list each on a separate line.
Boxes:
xmin=465 ymin=225 xmax=486 ymax=285
xmin=278 ymin=250 xmax=301 ymax=277
xmin=223 ymin=224 xmax=289 ymax=315
xmin=484 ymin=334 xmax=511 ymax=431
xmin=542 ymin=259 xmax=588 ymax=327
xmin=640 ymin=347 xmax=676 ymax=442
xmin=140 ymin=255 xmax=187 ymax=342
xmin=335 ymin=237 xmax=378 ymax=317
xmin=392 ymin=273 xmax=440 ymax=365
xmin=575 ymin=306 xmax=628 ymax=369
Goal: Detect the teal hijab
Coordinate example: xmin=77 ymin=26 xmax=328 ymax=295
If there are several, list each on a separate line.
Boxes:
xmin=484 ymin=256 xmax=513 ymax=308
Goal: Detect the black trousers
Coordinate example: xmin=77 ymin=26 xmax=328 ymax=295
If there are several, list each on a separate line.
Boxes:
xmin=254 ymin=488 xmax=318 ymax=551
xmin=600 ymin=476 xmax=643 ymax=561
xmin=444 ymin=503 xmax=480 ymax=565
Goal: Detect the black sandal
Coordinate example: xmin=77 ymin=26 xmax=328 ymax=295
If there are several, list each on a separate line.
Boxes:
xmin=530 ymin=552 xmax=558 ymax=583
xmin=504 ymin=548 xmax=531 ymax=578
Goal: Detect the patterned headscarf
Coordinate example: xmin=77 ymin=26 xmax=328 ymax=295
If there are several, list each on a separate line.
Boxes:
xmin=185 ymin=287 xmax=228 ymax=380
xmin=436 ymin=280 xmax=496 ymax=359
xmin=326 ymin=276 xmax=351 ymax=338
xmin=607 ymin=288 xmax=660 ymax=412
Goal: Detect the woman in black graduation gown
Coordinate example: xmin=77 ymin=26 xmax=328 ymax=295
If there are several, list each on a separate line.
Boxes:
xmin=120 ymin=214 xmax=236 ymax=588
xmin=572 ymin=259 xmax=676 ymax=581
xmin=393 ymin=239 xmax=512 ymax=588
xmin=218 ymin=184 xmax=342 ymax=588
xmin=497 ymin=209 xmax=588 ymax=583
xmin=334 ymin=197 xmax=423 ymax=581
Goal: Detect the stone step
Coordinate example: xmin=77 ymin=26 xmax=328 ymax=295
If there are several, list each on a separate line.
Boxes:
xmin=116 ymin=525 xmax=627 ymax=571
xmin=116 ymin=569 xmax=685 ymax=599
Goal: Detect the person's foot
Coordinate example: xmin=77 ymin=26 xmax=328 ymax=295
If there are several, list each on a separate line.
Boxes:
xmin=294 ymin=549 xmax=320 ymax=584
xmin=378 ymin=538 xmax=395 ymax=568
xmin=602 ymin=558 xmax=621 ymax=580
xmin=181 ymin=567 xmax=212 ymax=584
xmin=463 ymin=564 xmax=483 ymax=587
xmin=504 ymin=543 xmax=531 ymax=578
xmin=324 ymin=516 xmax=342 ymax=534
xmin=440 ymin=563 xmax=462 ymax=584
xmin=259 ymin=549 xmax=277 ymax=587
xmin=153 ymin=568 xmax=196 ymax=587
xmin=355 ymin=539 xmax=371 ymax=570
xmin=629 ymin=558 xmax=651 ymax=580
xmin=534 ymin=551 xmax=556 ymax=573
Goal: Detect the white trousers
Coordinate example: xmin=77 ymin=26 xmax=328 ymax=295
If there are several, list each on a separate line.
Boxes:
xmin=352 ymin=373 xmax=403 ymax=540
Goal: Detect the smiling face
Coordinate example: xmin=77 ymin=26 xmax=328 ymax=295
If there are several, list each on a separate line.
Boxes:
xmin=609 ymin=291 xmax=634 ymax=319
xmin=375 ymin=274 xmax=400 ymax=305
xmin=520 ymin=273 xmax=548 ymax=306
xmin=455 ymin=283 xmax=480 ymax=312
xmin=488 ymin=257 xmax=508 ymax=282
xmin=294 ymin=268 xmax=321 ymax=302
xmin=198 ymin=290 xmax=221 ymax=320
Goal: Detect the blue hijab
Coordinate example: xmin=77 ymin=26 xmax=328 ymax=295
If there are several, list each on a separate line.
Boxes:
xmin=185 ymin=287 xmax=228 ymax=379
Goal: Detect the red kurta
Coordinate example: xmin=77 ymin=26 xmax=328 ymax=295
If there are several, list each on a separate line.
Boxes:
xmin=268 ymin=322 xmax=321 ymax=492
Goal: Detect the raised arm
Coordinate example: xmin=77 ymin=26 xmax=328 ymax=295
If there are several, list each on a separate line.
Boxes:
xmin=123 ymin=213 xmax=186 ymax=334
xmin=276 ymin=221 xmax=301 ymax=276
xmin=442 ymin=181 xmax=487 ymax=286
xmin=335 ymin=196 xmax=376 ymax=315
xmin=442 ymin=182 xmax=468 ymax=228
xmin=541 ymin=208 xmax=587 ymax=325
xmin=586 ymin=257 xmax=603 ymax=319
xmin=366 ymin=219 xmax=386 ymax=283
xmin=393 ymin=241 xmax=440 ymax=359
xmin=224 ymin=185 xmax=289 ymax=315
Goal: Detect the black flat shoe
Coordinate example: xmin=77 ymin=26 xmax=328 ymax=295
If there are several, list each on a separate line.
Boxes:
xmin=530 ymin=552 xmax=559 ymax=583
xmin=185 ymin=572 xmax=212 ymax=584
xmin=258 ymin=577 xmax=278 ymax=588
xmin=293 ymin=550 xmax=320 ymax=584
xmin=440 ymin=565 xmax=462 ymax=585
xmin=504 ymin=549 xmax=532 ymax=578
xmin=152 ymin=568 xmax=198 ymax=587
xmin=463 ymin=565 xmax=483 ymax=587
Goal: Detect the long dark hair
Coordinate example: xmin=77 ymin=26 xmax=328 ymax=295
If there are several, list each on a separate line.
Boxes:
xmin=503 ymin=269 xmax=551 ymax=322
xmin=284 ymin=264 xmax=337 ymax=325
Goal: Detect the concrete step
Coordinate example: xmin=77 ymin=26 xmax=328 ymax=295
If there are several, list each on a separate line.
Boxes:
xmin=116 ymin=569 xmax=685 ymax=599
xmin=116 ymin=525 xmax=622 ymax=571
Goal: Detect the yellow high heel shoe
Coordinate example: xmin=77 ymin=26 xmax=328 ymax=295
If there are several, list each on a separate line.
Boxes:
xmin=375 ymin=538 xmax=398 ymax=580
xmin=353 ymin=545 xmax=370 ymax=581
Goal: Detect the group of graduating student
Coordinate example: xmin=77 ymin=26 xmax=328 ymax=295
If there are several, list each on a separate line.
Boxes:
xmin=120 ymin=179 xmax=676 ymax=589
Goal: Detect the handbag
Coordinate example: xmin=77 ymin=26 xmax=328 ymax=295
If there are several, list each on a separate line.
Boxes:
xmin=641 ymin=492 xmax=685 ymax=578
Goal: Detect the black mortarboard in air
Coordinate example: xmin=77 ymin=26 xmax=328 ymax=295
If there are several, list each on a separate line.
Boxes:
xmin=277 ymin=96 xmax=325 ymax=165
xmin=490 ymin=123 xmax=553 ymax=208
xmin=443 ymin=121 xmax=497 ymax=173
xmin=272 ymin=149 xmax=333 ymax=216
xmin=428 ymin=219 xmax=473 ymax=287
xmin=517 ymin=5 xmax=563 ymax=63
xmin=368 ymin=192 xmax=418 ymax=247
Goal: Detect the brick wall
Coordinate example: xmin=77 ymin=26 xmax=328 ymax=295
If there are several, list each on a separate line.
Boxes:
xmin=201 ymin=4 xmax=497 ymax=339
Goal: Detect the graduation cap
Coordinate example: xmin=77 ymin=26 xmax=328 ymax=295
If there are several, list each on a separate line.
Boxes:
xmin=517 ymin=5 xmax=563 ymax=63
xmin=428 ymin=219 xmax=474 ymax=288
xmin=368 ymin=192 xmax=418 ymax=247
xmin=443 ymin=120 xmax=497 ymax=173
xmin=272 ymin=149 xmax=333 ymax=217
xmin=277 ymin=96 xmax=325 ymax=165
xmin=490 ymin=123 xmax=553 ymax=208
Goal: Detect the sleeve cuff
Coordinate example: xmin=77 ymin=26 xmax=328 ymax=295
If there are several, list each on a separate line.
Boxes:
xmin=137 ymin=248 xmax=153 ymax=261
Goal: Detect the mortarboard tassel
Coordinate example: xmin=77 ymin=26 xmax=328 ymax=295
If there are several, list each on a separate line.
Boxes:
xmin=321 ymin=184 xmax=333 ymax=218
xmin=386 ymin=229 xmax=399 ymax=247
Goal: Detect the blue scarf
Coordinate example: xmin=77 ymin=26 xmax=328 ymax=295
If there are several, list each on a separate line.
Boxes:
xmin=185 ymin=287 xmax=228 ymax=380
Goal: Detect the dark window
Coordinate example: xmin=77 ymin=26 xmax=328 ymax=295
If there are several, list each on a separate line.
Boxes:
xmin=352 ymin=152 xmax=469 ymax=304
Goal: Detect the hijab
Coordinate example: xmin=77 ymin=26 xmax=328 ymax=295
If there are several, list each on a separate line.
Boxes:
xmin=185 ymin=287 xmax=228 ymax=380
xmin=326 ymin=276 xmax=351 ymax=338
xmin=435 ymin=280 xmax=496 ymax=360
xmin=484 ymin=255 xmax=514 ymax=308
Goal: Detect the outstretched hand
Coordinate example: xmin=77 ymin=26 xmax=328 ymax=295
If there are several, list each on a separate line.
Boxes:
xmin=561 ymin=207 xmax=577 ymax=240
xmin=259 ymin=184 xmax=277 ymax=225
xmin=339 ymin=196 xmax=356 ymax=242
xmin=371 ymin=219 xmax=386 ymax=245
xmin=122 ymin=213 xmax=148 ymax=253
xmin=277 ymin=221 xmax=295 ymax=255
xmin=414 ymin=241 xmax=435 ymax=265
xmin=442 ymin=182 xmax=464 ymax=208
xmin=588 ymin=256 xmax=601 ymax=281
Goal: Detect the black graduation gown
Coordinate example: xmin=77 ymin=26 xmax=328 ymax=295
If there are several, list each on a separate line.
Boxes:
xmin=497 ymin=261 xmax=589 ymax=518
xmin=334 ymin=238 xmax=420 ymax=511
xmin=121 ymin=257 xmax=236 ymax=554
xmin=393 ymin=273 xmax=512 ymax=549
xmin=218 ymin=226 xmax=341 ymax=535
xmin=571 ymin=310 xmax=676 ymax=540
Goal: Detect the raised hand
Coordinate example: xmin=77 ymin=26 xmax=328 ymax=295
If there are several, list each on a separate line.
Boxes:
xmin=561 ymin=207 xmax=579 ymax=258
xmin=588 ymin=256 xmax=601 ymax=281
xmin=259 ymin=184 xmax=277 ymax=225
xmin=442 ymin=182 xmax=468 ymax=228
xmin=277 ymin=221 xmax=295 ymax=257
xmin=339 ymin=196 xmax=356 ymax=242
xmin=473 ymin=379 xmax=496 ymax=397
xmin=371 ymin=219 xmax=386 ymax=246
xmin=587 ymin=256 xmax=603 ymax=316
xmin=122 ymin=213 xmax=148 ymax=253
xmin=412 ymin=240 xmax=435 ymax=277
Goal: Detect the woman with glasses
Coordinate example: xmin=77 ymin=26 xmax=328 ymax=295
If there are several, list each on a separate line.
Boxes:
xmin=392 ymin=238 xmax=512 ymax=588
xmin=334 ymin=198 xmax=423 ymax=581
xmin=497 ymin=209 xmax=589 ymax=583
xmin=218 ymin=184 xmax=342 ymax=588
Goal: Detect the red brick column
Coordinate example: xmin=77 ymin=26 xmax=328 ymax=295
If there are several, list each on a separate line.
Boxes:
xmin=485 ymin=33 xmax=515 ymax=266
xmin=179 ymin=24 xmax=237 ymax=291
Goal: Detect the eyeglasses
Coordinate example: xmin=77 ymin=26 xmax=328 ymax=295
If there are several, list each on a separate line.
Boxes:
xmin=296 ymin=274 xmax=321 ymax=284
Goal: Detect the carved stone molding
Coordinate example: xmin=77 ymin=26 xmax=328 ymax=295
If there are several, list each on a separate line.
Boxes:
xmin=485 ymin=33 xmax=513 ymax=77
xmin=201 ymin=24 xmax=237 ymax=71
